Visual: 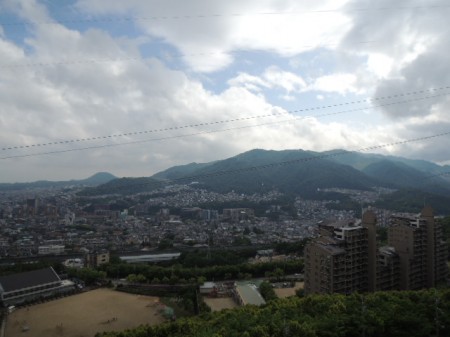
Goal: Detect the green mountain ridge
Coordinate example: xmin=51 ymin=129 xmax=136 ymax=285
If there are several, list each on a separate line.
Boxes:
xmin=153 ymin=162 xmax=215 ymax=180
xmin=77 ymin=149 xmax=450 ymax=205
xmin=326 ymin=149 xmax=450 ymax=178
xmin=0 ymin=172 xmax=117 ymax=191
xmin=174 ymin=149 xmax=378 ymax=196
xmin=78 ymin=176 xmax=160 ymax=196
xmin=362 ymin=160 xmax=450 ymax=196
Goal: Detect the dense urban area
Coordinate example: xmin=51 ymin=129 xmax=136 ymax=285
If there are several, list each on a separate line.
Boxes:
xmin=0 ymin=181 xmax=449 ymax=337
xmin=0 ymin=184 xmax=395 ymax=258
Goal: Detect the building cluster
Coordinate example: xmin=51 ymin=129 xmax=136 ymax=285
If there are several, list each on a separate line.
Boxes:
xmin=0 ymin=183 xmax=411 ymax=261
xmin=304 ymin=206 xmax=448 ymax=294
xmin=0 ymin=186 xmax=330 ymax=258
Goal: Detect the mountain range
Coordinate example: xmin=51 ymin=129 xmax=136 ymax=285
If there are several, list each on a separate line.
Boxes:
xmin=78 ymin=149 xmax=450 ymax=201
xmin=0 ymin=172 xmax=116 ymax=191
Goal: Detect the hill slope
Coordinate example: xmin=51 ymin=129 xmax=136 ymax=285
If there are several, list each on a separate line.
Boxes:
xmin=152 ymin=162 xmax=214 ymax=180
xmin=0 ymin=172 xmax=116 ymax=191
xmin=176 ymin=149 xmax=378 ymax=196
xmin=80 ymin=149 xmax=450 ymax=199
xmin=77 ymin=176 xmax=161 ymax=196
xmin=362 ymin=160 xmax=450 ymax=195
xmin=97 ymin=289 xmax=450 ymax=337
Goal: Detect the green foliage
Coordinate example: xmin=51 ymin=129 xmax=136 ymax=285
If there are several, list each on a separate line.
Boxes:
xmin=66 ymin=267 xmax=106 ymax=285
xmin=127 ymin=273 xmax=147 ymax=283
xmin=325 ymin=196 xmax=362 ymax=217
xmin=178 ymin=249 xmax=255 ymax=268
xmin=259 ymin=281 xmax=277 ymax=301
xmin=376 ymin=189 xmax=450 ymax=214
xmin=437 ymin=217 xmax=450 ymax=259
xmin=271 ymin=268 xmax=284 ymax=281
xmin=377 ymin=226 xmax=388 ymax=245
xmin=96 ymin=289 xmax=450 ymax=337
xmin=178 ymin=149 xmax=375 ymax=197
xmin=274 ymin=240 xmax=308 ymax=255
xmin=158 ymin=239 xmax=174 ymax=250
xmin=100 ymin=260 xmax=303 ymax=283
xmin=439 ymin=216 xmax=450 ymax=240
xmin=232 ymin=236 xmax=251 ymax=246
xmin=78 ymin=177 xmax=160 ymax=196
xmin=0 ymin=172 xmax=115 ymax=192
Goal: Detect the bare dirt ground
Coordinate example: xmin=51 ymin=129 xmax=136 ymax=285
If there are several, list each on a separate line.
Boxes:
xmin=274 ymin=282 xmax=304 ymax=298
xmin=203 ymin=297 xmax=238 ymax=312
xmin=5 ymin=288 xmax=166 ymax=337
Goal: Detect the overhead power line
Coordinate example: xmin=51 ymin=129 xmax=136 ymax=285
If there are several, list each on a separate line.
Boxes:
xmin=168 ymin=131 xmax=450 ymax=181
xmin=78 ymin=129 xmax=450 ymax=193
xmin=1 ymin=4 xmax=450 ymax=27
xmin=0 ymin=41 xmax=377 ymax=69
xmin=2 ymin=86 xmax=449 ymax=151
xmin=1 ymin=91 xmax=448 ymax=160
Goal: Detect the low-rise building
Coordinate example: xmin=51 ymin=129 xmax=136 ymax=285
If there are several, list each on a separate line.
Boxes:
xmin=86 ymin=250 xmax=110 ymax=268
xmin=233 ymin=284 xmax=266 ymax=306
xmin=119 ymin=252 xmax=180 ymax=264
xmin=38 ymin=245 xmax=65 ymax=255
xmin=0 ymin=267 xmax=75 ymax=306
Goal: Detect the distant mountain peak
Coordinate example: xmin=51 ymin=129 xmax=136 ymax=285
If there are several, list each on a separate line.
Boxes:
xmin=0 ymin=172 xmax=117 ymax=191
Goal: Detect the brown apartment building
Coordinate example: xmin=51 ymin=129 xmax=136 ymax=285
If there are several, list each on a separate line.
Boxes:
xmin=304 ymin=219 xmax=368 ymax=294
xmin=388 ymin=206 xmax=447 ymax=290
xmin=304 ymin=207 xmax=447 ymax=294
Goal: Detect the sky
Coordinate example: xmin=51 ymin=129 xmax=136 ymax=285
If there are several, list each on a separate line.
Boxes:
xmin=1 ymin=0 xmax=450 ymax=183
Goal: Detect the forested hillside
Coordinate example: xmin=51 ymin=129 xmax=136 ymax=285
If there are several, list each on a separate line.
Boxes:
xmin=97 ymin=289 xmax=450 ymax=337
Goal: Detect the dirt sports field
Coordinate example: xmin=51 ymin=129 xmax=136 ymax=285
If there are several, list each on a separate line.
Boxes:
xmin=274 ymin=282 xmax=304 ymax=298
xmin=203 ymin=297 xmax=238 ymax=312
xmin=5 ymin=288 xmax=166 ymax=337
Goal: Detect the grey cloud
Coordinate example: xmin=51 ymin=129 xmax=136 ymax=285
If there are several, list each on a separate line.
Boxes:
xmin=3 ymin=0 xmax=450 ymax=182
xmin=75 ymin=0 xmax=350 ymax=72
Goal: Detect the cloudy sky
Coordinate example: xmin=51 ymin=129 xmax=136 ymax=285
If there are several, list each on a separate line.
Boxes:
xmin=1 ymin=0 xmax=450 ymax=182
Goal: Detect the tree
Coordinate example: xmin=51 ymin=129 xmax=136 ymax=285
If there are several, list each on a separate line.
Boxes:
xmin=259 ymin=281 xmax=277 ymax=301
xmin=197 ymin=276 xmax=207 ymax=285
xmin=273 ymin=267 xmax=284 ymax=281
xmin=127 ymin=273 xmax=146 ymax=283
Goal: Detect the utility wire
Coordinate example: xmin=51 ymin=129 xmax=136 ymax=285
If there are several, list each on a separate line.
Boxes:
xmin=1 ymin=92 xmax=448 ymax=160
xmin=2 ymin=86 xmax=449 ymax=152
xmin=0 ymin=41 xmax=376 ymax=69
xmin=1 ymin=4 xmax=450 ymax=27
xmin=77 ymin=129 xmax=450 ymax=193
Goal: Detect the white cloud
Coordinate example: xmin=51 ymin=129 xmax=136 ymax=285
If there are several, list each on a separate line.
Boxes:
xmin=366 ymin=53 xmax=393 ymax=78
xmin=74 ymin=0 xmax=352 ymax=72
xmin=228 ymin=66 xmax=306 ymax=96
xmin=0 ymin=0 xmax=449 ymax=182
xmin=227 ymin=72 xmax=269 ymax=92
xmin=263 ymin=66 xmax=306 ymax=93
xmin=306 ymin=73 xmax=359 ymax=95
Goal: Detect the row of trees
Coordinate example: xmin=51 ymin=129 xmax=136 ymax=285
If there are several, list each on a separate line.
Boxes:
xmin=177 ymin=249 xmax=256 ymax=268
xmin=99 ymin=260 xmax=303 ymax=283
xmin=96 ymin=289 xmax=450 ymax=337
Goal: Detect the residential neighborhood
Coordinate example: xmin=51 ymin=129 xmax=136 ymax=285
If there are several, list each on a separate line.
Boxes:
xmin=0 ymin=183 xmax=394 ymax=260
